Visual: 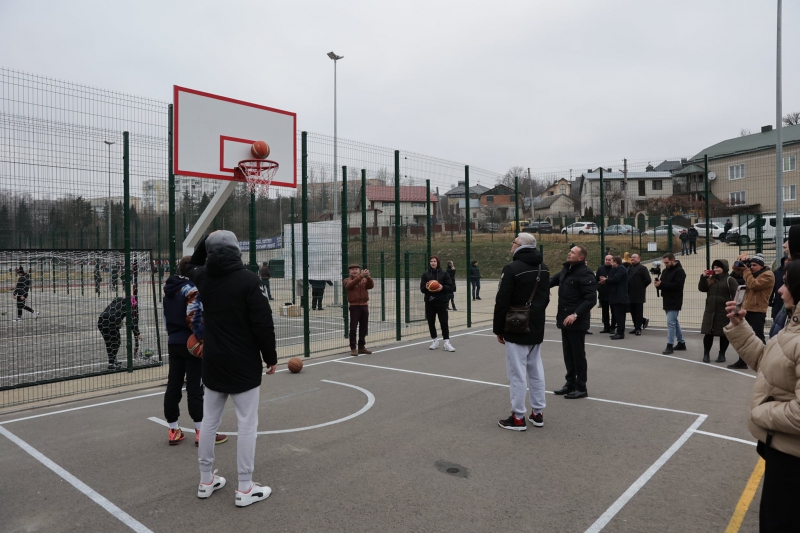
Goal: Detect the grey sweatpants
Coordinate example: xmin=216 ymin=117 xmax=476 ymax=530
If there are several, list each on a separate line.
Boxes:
xmin=505 ymin=342 xmax=546 ymax=417
xmin=199 ymin=386 xmax=260 ymax=483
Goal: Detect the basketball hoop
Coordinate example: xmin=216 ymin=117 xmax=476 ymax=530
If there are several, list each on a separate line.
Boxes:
xmin=234 ymin=159 xmax=279 ymax=197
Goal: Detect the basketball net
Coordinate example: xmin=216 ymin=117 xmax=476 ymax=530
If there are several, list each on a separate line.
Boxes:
xmin=235 ymin=159 xmax=279 ymax=198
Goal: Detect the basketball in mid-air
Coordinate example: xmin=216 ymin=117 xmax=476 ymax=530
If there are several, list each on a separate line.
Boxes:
xmin=187 ymin=334 xmax=203 ymax=357
xmin=288 ymin=357 xmax=303 ymax=373
xmin=251 ymin=140 xmax=270 ymax=159
xmin=427 ymin=280 xmax=442 ymax=292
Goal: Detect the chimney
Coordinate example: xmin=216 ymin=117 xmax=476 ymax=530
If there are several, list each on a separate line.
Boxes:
xmin=457 ymin=180 xmax=465 ymax=186
xmin=762 ymin=125 xmax=773 ymax=133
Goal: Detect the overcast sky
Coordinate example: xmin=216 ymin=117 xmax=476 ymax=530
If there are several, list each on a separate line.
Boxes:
xmin=1 ymin=0 xmax=797 ymax=176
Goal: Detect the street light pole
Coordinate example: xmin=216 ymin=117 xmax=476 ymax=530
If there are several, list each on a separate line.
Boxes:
xmin=327 ymin=51 xmax=344 ymax=221
xmin=104 ymin=140 xmax=115 ymax=249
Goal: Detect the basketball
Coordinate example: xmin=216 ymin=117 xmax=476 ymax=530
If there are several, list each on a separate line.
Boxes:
xmin=142 ymin=348 xmax=154 ymax=359
xmin=251 ymin=140 xmax=270 ymax=159
xmin=288 ymin=357 xmax=303 ymax=373
xmin=187 ymin=334 xmax=203 ymax=357
xmin=427 ymin=280 xmax=442 ymax=292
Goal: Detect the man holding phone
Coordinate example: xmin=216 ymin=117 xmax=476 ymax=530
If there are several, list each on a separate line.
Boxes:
xmin=729 ymin=253 xmax=774 ymax=369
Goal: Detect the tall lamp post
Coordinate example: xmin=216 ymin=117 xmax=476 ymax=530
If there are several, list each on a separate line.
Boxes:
xmin=327 ymin=51 xmax=343 ymax=221
xmin=104 ymin=140 xmax=115 ymax=249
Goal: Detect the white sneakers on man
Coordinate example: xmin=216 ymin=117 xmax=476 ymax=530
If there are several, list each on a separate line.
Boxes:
xmin=197 ymin=470 xmax=226 ymax=499
xmin=443 ymin=340 xmax=455 ymax=352
xmin=235 ymin=483 xmax=272 ymax=507
xmin=429 ymin=339 xmax=440 ymax=350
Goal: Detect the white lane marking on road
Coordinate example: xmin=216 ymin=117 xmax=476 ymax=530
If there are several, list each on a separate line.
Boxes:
xmin=0 ymin=425 xmax=153 ymax=533
xmin=692 ymin=429 xmax=757 ymax=446
xmin=148 ymin=380 xmax=375 ymax=435
xmin=584 ymin=415 xmax=708 ymax=533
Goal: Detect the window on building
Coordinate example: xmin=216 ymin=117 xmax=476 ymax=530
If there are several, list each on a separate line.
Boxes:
xmin=548 ymin=191 xmax=554 ymax=196
xmin=559 ymin=185 xmax=566 ymax=194
xmin=785 ymin=155 xmax=797 ymax=172
xmin=784 ymin=185 xmax=796 ymax=201
xmin=620 ymin=181 xmax=626 ymax=191
xmin=509 ymin=195 xmax=516 ymax=202
xmin=652 ymin=180 xmax=663 ymax=190
xmin=382 ymin=202 xmax=394 ymax=207
xmin=472 ymin=212 xmax=477 ymax=219
xmin=638 ymin=180 xmax=646 ymax=196
xmin=486 ymin=195 xmax=494 ymax=203
xmin=730 ymin=191 xmax=746 ymax=205
xmin=729 ymin=164 xmax=746 ymax=180
xmin=411 ymin=202 xmax=424 ymax=208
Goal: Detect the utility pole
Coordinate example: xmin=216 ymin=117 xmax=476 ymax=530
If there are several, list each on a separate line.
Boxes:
xmin=775 ymin=0 xmax=784 ymax=255
xmin=528 ymin=168 xmax=534 ymax=219
xmin=622 ymin=158 xmax=628 ymax=218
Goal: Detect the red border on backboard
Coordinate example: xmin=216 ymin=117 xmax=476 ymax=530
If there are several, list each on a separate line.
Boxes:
xmin=173 ymin=86 xmax=297 ymax=188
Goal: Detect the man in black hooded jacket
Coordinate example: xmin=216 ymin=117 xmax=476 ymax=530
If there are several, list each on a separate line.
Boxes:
xmin=549 ymin=245 xmax=597 ymax=399
xmin=185 ymin=231 xmax=277 ymax=508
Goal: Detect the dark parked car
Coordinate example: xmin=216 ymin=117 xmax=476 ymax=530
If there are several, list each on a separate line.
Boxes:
xmin=523 ymin=221 xmax=553 ymax=234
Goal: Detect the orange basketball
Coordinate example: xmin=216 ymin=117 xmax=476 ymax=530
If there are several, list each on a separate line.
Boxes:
xmin=187 ymin=334 xmax=203 ymax=357
xmin=427 ymin=280 xmax=442 ymax=292
xmin=288 ymin=357 xmax=303 ymax=373
xmin=251 ymin=140 xmax=270 ymax=159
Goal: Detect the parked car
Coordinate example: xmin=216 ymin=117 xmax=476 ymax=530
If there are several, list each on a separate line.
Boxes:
xmin=522 ymin=221 xmax=553 ymax=234
xmin=694 ymin=222 xmax=724 ymax=239
xmin=642 ymin=224 xmax=687 ymax=237
xmin=561 ymin=221 xmax=599 ymax=235
xmin=604 ymin=224 xmax=640 ymax=235
xmin=734 ymin=215 xmax=800 ymax=245
xmin=725 ymin=227 xmax=740 ymax=245
xmin=484 ymin=222 xmax=501 ymax=232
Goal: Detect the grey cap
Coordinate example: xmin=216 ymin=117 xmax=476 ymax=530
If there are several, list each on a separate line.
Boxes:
xmin=206 ymin=230 xmax=241 ymax=258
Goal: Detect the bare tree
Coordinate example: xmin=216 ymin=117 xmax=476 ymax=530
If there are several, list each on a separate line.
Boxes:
xmin=784 ymin=112 xmax=800 ymax=126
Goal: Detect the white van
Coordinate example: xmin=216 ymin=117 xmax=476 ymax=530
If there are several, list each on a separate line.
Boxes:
xmin=736 ymin=215 xmax=800 ymax=245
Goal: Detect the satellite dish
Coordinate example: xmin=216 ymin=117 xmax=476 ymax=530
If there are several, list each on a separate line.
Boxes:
xmin=708 ymin=172 xmax=717 ymax=181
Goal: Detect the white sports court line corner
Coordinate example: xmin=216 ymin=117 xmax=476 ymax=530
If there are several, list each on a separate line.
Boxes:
xmin=0 ymin=424 xmax=153 ymax=533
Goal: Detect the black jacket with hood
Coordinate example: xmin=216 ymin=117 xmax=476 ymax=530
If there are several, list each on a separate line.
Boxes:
xmin=549 ymin=260 xmax=597 ymax=331
xmin=420 ymin=258 xmax=454 ymax=307
xmin=186 ymin=232 xmax=277 ymax=394
xmin=658 ymin=260 xmax=686 ymax=311
xmin=492 ymin=247 xmax=550 ymax=345
xmin=605 ymin=264 xmax=630 ymax=305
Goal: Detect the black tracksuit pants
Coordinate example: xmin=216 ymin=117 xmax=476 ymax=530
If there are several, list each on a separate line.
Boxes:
xmin=99 ymin=326 xmax=121 ymax=362
xmin=561 ymin=329 xmax=588 ymax=390
xmin=758 ymin=441 xmax=800 ymax=532
xmin=611 ymin=304 xmax=627 ymax=336
xmin=164 ymin=343 xmax=204 ymax=424
xmin=426 ymin=303 xmax=449 ymax=340
xmin=629 ymin=302 xmax=644 ymax=331
xmin=600 ymin=299 xmax=616 ymax=330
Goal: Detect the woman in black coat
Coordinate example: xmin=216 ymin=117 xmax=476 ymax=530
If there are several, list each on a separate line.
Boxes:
xmin=446 ymin=261 xmax=457 ymax=311
xmin=420 ymin=256 xmax=455 ymax=351
xmin=699 ymin=259 xmax=738 ymax=363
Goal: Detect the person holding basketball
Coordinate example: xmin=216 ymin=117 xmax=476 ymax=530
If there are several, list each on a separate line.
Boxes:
xmin=420 ymin=255 xmax=455 ymax=352
xmin=344 ymin=264 xmax=374 ymax=356
xmin=12 ymin=266 xmax=38 ymax=322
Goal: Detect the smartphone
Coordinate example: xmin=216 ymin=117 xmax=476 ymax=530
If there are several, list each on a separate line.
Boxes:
xmin=734 ymin=286 xmax=747 ymax=313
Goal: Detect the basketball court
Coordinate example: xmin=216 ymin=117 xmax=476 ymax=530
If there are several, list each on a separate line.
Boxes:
xmin=0 ymin=324 xmax=762 ymax=532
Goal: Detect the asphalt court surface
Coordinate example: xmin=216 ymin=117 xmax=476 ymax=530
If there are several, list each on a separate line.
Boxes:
xmin=0 ymin=325 xmax=763 ymax=532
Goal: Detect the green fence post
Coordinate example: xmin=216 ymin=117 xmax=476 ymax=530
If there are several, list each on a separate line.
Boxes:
xmin=342 ymin=166 xmax=349 ymax=337
xmin=301 ymin=132 xmax=310 ymax=357
xmin=123 ymin=131 xmax=133 ymax=372
xmin=599 ymin=167 xmax=605 ymax=256
xmin=96 ymin=225 xmax=100 ymax=248
xmin=291 ymin=196 xmax=296 ymax=305
xmin=426 ymin=179 xmax=432 ymax=260
xmin=404 ymin=251 xmax=410 ymax=323
xmin=249 ymin=192 xmax=257 ymax=272
xmin=395 ymin=150 xmax=401 ymax=341
xmin=361 ymin=169 xmax=368 ymax=267
xmin=80 ymin=259 xmax=85 ymax=296
xmin=168 ymin=104 xmax=176 ymax=275
xmin=465 ymin=165 xmax=472 ymax=328
xmin=380 ymin=251 xmax=385 ymax=322
xmin=667 ymin=218 xmax=673 ymax=251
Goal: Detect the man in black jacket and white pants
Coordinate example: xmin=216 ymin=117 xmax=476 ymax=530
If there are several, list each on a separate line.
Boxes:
xmin=185 ymin=231 xmax=277 ymax=508
xmin=493 ymin=233 xmax=550 ymax=430
xmin=549 ymin=245 xmax=597 ymax=399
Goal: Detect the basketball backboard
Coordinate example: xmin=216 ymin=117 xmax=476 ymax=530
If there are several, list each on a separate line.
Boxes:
xmin=173 ymin=86 xmax=296 ymax=188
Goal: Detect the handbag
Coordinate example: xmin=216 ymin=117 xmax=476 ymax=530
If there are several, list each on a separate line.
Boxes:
xmin=504 ymin=265 xmax=542 ymax=334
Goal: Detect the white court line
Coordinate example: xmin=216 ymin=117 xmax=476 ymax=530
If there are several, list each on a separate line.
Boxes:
xmin=584 ymin=415 xmax=708 ymax=533
xmin=0 ymin=361 xmax=108 ymax=380
xmin=693 ymin=429 xmax=757 ymax=446
xmin=0 ymin=424 xmax=153 ymax=533
xmin=147 ymin=379 xmax=375 ymax=435
xmin=369 ymin=328 xmax=493 ymax=353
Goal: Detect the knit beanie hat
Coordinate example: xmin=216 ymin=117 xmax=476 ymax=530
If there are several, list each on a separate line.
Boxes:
xmin=750 ymin=253 xmax=765 ymax=267
xmin=711 ymin=259 xmax=727 ymax=272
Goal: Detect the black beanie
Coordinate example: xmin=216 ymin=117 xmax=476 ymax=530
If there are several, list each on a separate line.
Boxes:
xmin=789 ymin=225 xmax=800 ymax=261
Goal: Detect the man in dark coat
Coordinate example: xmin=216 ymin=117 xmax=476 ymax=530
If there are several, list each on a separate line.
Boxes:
xmin=679 ymin=230 xmax=690 ymax=256
xmin=469 ymin=260 xmax=481 ymax=300
xmin=309 ymin=279 xmax=333 ymax=310
xmin=97 ymin=296 xmax=140 ymax=369
xmin=654 ymin=253 xmax=686 ymax=354
xmin=723 ymin=219 xmax=733 ymax=239
xmin=627 ymin=254 xmax=652 ymax=335
xmin=549 ymin=245 xmax=597 ymax=399
xmin=185 ymin=231 xmax=277 ymax=507
xmin=603 ymin=256 xmax=629 ymax=340
xmin=596 ymin=255 xmax=616 ymax=333
xmin=687 ymin=226 xmax=699 ymax=254
xmin=493 ymin=232 xmax=550 ymax=430
xmin=12 ymin=266 xmax=38 ymax=321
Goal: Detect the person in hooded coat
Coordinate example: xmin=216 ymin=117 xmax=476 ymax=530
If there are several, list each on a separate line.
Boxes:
xmin=420 ymin=255 xmax=455 ymax=352
xmin=185 ymin=231 xmax=277 ymax=508
xmin=699 ymin=259 xmax=739 ymax=363
xmin=12 ymin=265 xmax=38 ymax=321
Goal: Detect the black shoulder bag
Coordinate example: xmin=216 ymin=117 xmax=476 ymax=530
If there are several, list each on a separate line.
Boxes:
xmin=504 ymin=265 xmax=542 ymax=334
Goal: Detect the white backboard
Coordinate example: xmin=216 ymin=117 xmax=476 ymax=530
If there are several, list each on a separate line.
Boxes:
xmin=173 ymin=86 xmax=296 ymax=188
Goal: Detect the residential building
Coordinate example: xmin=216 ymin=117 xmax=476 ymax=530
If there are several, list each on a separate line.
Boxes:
xmin=478 ymin=184 xmax=519 ymax=220
xmin=542 ymin=178 xmax=572 ymax=198
xmin=442 ymin=180 xmax=489 ymax=217
xmin=579 ymin=169 xmax=673 ymax=217
xmin=357 ymin=185 xmax=439 ymax=228
xmin=532 ymin=194 xmax=576 ymax=219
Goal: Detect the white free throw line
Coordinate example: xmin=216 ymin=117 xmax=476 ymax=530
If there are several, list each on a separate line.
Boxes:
xmin=584 ymin=415 xmax=708 ymax=533
xmin=692 ymin=429 xmax=757 ymax=446
xmin=0 ymin=424 xmax=153 ymax=533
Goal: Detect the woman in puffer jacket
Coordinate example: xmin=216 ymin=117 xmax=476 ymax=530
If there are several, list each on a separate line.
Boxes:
xmin=724 ymin=259 xmax=800 ymax=532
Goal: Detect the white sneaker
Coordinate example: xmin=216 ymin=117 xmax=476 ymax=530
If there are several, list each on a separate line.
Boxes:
xmin=13 ymin=317 xmax=21 ymax=322
xmin=197 ymin=470 xmax=226 ymax=499
xmin=235 ymin=482 xmax=271 ymax=507
xmin=429 ymin=339 xmax=439 ymax=350
xmin=443 ymin=340 xmax=455 ymax=352
xmin=33 ymin=311 xmax=39 ymax=319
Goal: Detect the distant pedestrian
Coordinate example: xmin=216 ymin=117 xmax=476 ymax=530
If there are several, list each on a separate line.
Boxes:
xmin=12 ymin=266 xmax=38 ymax=322
xmin=679 ymin=230 xmax=689 ymax=256
xmin=627 ymin=254 xmax=651 ymax=335
xmin=494 ymin=232 xmax=550 ymax=431
xmin=688 ymin=226 xmax=699 ymax=254
xmin=258 ymin=262 xmax=274 ymax=300
xmin=344 ymin=264 xmax=374 ymax=356
xmin=596 ymin=255 xmax=616 ymax=333
xmin=469 ymin=260 xmax=481 ymax=300
xmin=654 ymin=253 xmax=686 ymax=355
xmin=699 ymin=259 xmax=738 ymax=363
xmin=549 ymin=245 xmax=597 ymax=399
xmin=421 ymin=255 xmax=455 ymax=352
xmin=723 ymin=219 xmax=733 ymax=239
xmin=98 ymin=296 xmax=139 ymax=369
xmin=94 ymin=262 xmax=103 ymax=296
xmin=111 ymin=262 xmax=120 ymax=292
xmin=446 ymin=261 xmax=457 ymax=311
xmin=309 ymin=279 xmax=333 ymax=310
xmin=603 ymin=256 xmax=629 ymax=340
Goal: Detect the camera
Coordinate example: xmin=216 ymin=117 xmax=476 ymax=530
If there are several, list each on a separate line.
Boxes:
xmin=733 ymin=260 xmax=750 ymax=268
xmin=649 ymin=261 xmax=662 ymax=278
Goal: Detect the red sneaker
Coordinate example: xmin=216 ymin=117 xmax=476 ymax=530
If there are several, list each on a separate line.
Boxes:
xmin=168 ymin=428 xmax=185 ymax=445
